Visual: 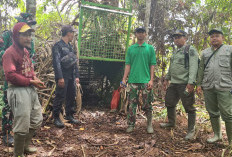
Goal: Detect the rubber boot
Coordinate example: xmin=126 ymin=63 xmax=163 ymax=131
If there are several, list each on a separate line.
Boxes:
xmin=160 ymin=107 xmax=176 ymax=128
xmin=2 ymin=132 xmax=14 ymax=147
xmin=126 ymin=125 xmax=134 ymax=133
xmin=24 ymin=129 xmax=37 ymax=153
xmin=14 ymin=133 xmax=26 ymax=157
xmin=225 ymin=122 xmax=232 ymax=145
xmin=146 ymin=111 xmax=154 ymax=134
xmin=184 ymin=113 xmax=196 ymax=140
xmin=207 ymin=117 xmax=222 ymax=143
xmin=53 ymin=113 xmax=65 ymax=128
xmin=66 ymin=114 xmax=81 ymax=125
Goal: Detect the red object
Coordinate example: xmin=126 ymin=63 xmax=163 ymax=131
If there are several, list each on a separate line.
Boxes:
xmin=111 ymin=87 xmax=121 ymax=110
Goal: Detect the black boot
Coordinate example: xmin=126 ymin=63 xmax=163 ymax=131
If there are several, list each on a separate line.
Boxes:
xmin=2 ymin=133 xmax=14 ymax=147
xmin=53 ymin=113 xmax=65 ymax=128
xmin=66 ymin=114 xmax=81 ymax=125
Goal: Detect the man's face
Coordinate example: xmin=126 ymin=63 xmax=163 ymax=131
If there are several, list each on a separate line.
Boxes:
xmin=135 ymin=32 xmax=146 ymax=41
xmin=18 ymin=31 xmax=32 ymax=47
xmin=67 ymin=31 xmax=74 ymax=42
xmin=173 ymin=35 xmax=187 ymax=48
xmin=210 ymin=33 xmax=223 ymax=47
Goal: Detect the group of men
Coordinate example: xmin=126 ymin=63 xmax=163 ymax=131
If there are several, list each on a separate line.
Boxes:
xmin=0 ymin=14 xmax=80 ymax=157
xmin=0 ymin=13 xmax=231 ymax=157
xmin=121 ymin=27 xmax=232 ymax=145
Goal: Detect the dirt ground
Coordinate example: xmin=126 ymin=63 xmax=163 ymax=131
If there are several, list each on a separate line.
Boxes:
xmin=0 ymin=105 xmax=231 ymax=157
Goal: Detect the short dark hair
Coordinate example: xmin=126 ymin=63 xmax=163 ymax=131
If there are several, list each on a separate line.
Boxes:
xmin=62 ymin=30 xmax=69 ymax=37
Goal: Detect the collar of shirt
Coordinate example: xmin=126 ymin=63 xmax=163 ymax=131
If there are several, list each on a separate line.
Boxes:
xmin=210 ymin=44 xmax=224 ymax=52
xmin=134 ymin=42 xmax=147 ymax=47
xmin=175 ymin=45 xmax=186 ymax=53
xmin=60 ymin=39 xmax=72 ymax=48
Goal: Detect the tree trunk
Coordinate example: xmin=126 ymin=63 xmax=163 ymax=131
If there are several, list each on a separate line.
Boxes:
xmin=144 ymin=0 xmax=151 ymax=37
xmin=0 ymin=10 xmax=2 ymax=30
xmin=26 ymin=0 xmax=36 ymax=20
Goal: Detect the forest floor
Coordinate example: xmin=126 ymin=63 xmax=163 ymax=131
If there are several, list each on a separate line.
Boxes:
xmin=0 ymin=102 xmax=231 ymax=157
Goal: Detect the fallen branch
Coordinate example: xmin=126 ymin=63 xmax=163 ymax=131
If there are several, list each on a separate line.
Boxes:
xmin=81 ymin=145 xmax=86 ymax=157
xmin=95 ymin=150 xmax=107 ymax=157
xmin=86 ymin=139 xmax=119 ymax=146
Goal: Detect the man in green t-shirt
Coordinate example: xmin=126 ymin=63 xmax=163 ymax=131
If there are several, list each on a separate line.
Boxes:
xmin=121 ymin=27 xmax=156 ymax=134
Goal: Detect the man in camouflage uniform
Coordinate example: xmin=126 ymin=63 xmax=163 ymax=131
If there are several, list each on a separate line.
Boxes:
xmin=0 ymin=13 xmax=36 ymax=146
xmin=121 ymin=27 xmax=156 ymax=134
xmin=160 ymin=30 xmax=199 ymax=140
xmin=197 ymin=28 xmax=232 ymax=145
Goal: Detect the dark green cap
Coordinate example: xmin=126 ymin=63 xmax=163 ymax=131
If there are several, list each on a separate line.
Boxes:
xmin=15 ymin=13 xmax=37 ymax=25
xmin=172 ymin=29 xmax=187 ymax=37
xmin=208 ymin=28 xmax=223 ymax=35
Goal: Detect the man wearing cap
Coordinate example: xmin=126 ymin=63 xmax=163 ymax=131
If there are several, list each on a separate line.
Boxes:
xmin=52 ymin=25 xmax=80 ymax=128
xmin=160 ymin=30 xmax=199 ymax=140
xmin=197 ymin=28 xmax=232 ymax=145
xmin=2 ymin=22 xmax=45 ymax=157
xmin=0 ymin=13 xmax=37 ymax=146
xmin=121 ymin=27 xmax=156 ymax=134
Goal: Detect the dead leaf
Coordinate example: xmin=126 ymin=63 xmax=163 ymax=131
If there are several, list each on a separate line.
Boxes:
xmin=3 ymin=148 xmax=13 ymax=153
xmin=187 ymin=143 xmax=203 ymax=151
xmin=100 ymin=145 xmax=104 ymax=150
xmin=80 ymin=127 xmax=85 ymax=131
xmin=44 ymin=126 xmax=51 ymax=129
xmin=116 ymin=122 xmax=121 ymax=125
xmin=47 ymin=146 xmax=56 ymax=156
xmin=36 ymin=139 xmax=41 ymax=144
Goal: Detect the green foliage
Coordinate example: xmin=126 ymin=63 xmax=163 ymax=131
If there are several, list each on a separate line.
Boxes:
xmin=17 ymin=0 xmax=26 ymax=12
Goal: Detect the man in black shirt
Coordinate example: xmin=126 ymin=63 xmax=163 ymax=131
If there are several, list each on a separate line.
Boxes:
xmin=52 ymin=25 xmax=80 ymax=128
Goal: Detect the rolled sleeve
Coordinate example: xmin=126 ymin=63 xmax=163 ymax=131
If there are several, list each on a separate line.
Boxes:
xmin=188 ymin=46 xmax=199 ymax=84
xmin=150 ymin=46 xmax=157 ymax=65
xmin=196 ymin=55 xmax=204 ymax=86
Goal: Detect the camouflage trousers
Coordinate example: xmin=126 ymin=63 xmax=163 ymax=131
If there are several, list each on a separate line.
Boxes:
xmin=1 ymin=81 xmax=13 ymax=135
xmin=127 ymin=83 xmax=153 ymax=126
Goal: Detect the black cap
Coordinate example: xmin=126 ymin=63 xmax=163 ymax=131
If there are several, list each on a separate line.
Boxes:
xmin=61 ymin=25 xmax=78 ymax=36
xmin=135 ymin=27 xmax=146 ymax=33
xmin=172 ymin=29 xmax=187 ymax=37
xmin=208 ymin=28 xmax=223 ymax=35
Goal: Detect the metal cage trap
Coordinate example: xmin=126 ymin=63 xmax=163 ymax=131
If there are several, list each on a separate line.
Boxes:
xmin=78 ymin=0 xmax=133 ymax=62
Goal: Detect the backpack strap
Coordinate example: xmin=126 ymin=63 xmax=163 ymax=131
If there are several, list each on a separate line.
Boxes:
xmin=184 ymin=45 xmax=191 ymax=69
xmin=204 ymin=44 xmax=223 ymax=70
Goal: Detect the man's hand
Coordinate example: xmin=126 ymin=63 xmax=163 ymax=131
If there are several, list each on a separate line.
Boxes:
xmin=196 ymin=86 xmax=203 ymax=97
xmin=186 ymin=84 xmax=194 ymax=93
xmin=120 ymin=79 xmax=127 ymax=88
xmin=58 ymin=78 xmax=65 ymax=88
xmin=30 ymin=79 xmax=46 ymax=89
xmin=163 ymin=80 xmax=169 ymax=91
xmin=147 ymin=80 xmax=153 ymax=90
xmin=76 ymin=78 xmax=80 ymax=85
